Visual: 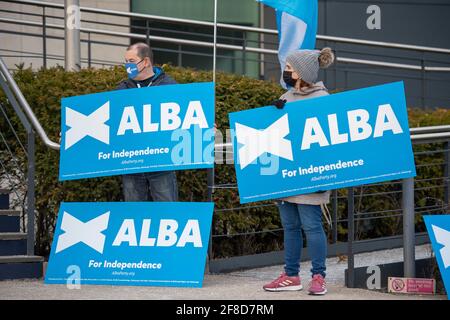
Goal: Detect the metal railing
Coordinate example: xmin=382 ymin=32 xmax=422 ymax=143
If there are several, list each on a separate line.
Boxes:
xmin=3 ymin=0 xmax=450 ymax=54
xmin=212 ymin=136 xmax=450 ymax=285
xmin=0 ymin=59 xmax=59 ymax=150
xmin=2 ymin=1 xmax=450 ymax=65
xmin=0 ymin=57 xmax=36 ymax=255
xmin=0 ymin=55 xmax=60 ymax=255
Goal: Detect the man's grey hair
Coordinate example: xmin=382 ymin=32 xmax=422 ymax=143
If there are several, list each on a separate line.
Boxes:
xmin=127 ymin=42 xmax=153 ymax=63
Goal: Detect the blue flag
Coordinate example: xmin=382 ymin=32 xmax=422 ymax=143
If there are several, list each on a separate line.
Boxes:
xmin=258 ymin=0 xmax=318 ymax=87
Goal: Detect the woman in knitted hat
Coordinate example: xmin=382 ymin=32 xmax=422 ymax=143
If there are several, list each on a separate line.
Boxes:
xmin=263 ymin=47 xmax=335 ymax=295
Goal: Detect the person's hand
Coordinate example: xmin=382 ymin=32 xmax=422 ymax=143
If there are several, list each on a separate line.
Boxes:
xmin=272 ymin=99 xmax=287 ymax=109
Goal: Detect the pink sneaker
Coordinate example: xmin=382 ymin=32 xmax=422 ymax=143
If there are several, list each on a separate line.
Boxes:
xmin=308 ymin=274 xmax=327 ymax=295
xmin=263 ymin=272 xmax=303 ymax=292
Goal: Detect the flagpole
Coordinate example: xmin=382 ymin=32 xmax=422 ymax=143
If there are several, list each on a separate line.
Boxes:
xmin=213 ymin=0 xmax=218 ymax=83
xmin=207 ymin=0 xmax=218 ymax=271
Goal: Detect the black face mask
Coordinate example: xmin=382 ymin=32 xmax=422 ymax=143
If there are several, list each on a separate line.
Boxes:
xmin=282 ymin=70 xmax=298 ymax=87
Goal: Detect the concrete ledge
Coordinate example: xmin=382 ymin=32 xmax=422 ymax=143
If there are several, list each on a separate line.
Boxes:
xmin=0 ymin=255 xmax=44 ymax=264
xmin=0 ymin=210 xmax=20 ymax=216
xmin=0 ymin=233 xmax=27 ymax=240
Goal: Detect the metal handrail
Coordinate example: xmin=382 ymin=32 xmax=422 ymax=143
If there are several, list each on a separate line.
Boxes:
xmin=1 ymin=17 xmax=449 ymax=73
xmin=3 ymin=0 xmax=450 ymax=55
xmin=410 ymin=125 xmax=450 ymax=135
xmin=0 ymin=58 xmax=37 ymax=256
xmin=0 ymin=57 xmax=60 ymax=150
xmin=410 ymin=132 xmax=450 ymax=142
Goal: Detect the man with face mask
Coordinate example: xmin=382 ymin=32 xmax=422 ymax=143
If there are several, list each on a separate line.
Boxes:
xmin=116 ymin=42 xmax=178 ymax=202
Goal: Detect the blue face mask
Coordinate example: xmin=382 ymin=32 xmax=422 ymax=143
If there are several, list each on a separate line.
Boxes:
xmin=125 ymin=59 xmax=144 ymax=79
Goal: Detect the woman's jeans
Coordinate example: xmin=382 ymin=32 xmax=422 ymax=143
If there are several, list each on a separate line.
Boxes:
xmin=122 ymin=171 xmax=178 ymax=202
xmin=278 ymin=201 xmax=327 ymax=278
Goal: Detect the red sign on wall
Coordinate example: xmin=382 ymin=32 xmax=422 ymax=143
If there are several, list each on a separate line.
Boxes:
xmin=388 ymin=277 xmax=436 ymax=295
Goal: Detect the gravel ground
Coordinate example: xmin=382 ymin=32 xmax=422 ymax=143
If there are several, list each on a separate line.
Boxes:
xmin=0 ymin=244 xmax=446 ymax=300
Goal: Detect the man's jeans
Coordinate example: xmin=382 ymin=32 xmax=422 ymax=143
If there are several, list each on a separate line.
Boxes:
xmin=278 ymin=201 xmax=327 ymax=278
xmin=122 ymin=171 xmax=178 ymax=202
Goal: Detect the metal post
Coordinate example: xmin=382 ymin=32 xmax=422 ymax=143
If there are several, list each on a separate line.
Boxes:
xmin=347 ymin=187 xmax=355 ymax=288
xmin=42 ymin=7 xmax=47 ymax=69
xmin=207 ymin=0 xmax=218 ymax=272
xmin=323 ymin=0 xmax=328 ymax=85
xmin=258 ymin=2 xmax=265 ymax=80
xmin=212 ymin=0 xmax=218 ymax=83
xmin=178 ymin=45 xmax=183 ymax=67
xmin=242 ymin=33 xmax=247 ymax=75
xmin=207 ymin=169 xmax=214 ymax=258
xmin=421 ymin=56 xmax=426 ymax=108
xmin=65 ymin=0 xmax=81 ymax=71
xmin=145 ymin=20 xmax=150 ymax=47
xmin=26 ymin=131 xmax=35 ymax=256
xmin=334 ymin=50 xmax=338 ymax=91
xmin=445 ymin=141 xmax=450 ymax=211
xmin=88 ymin=32 xmax=92 ymax=68
xmin=332 ymin=189 xmax=338 ymax=243
xmin=344 ymin=70 xmax=348 ymax=90
xmin=402 ymin=177 xmax=416 ymax=278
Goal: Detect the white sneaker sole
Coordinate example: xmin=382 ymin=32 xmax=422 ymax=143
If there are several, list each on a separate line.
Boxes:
xmin=308 ymin=288 xmax=327 ymax=295
xmin=264 ymin=284 xmax=303 ymax=292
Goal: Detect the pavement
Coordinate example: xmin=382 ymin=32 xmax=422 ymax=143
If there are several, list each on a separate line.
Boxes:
xmin=0 ymin=244 xmax=447 ymax=300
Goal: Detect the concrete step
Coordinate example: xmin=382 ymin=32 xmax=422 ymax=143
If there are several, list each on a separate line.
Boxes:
xmin=0 ymin=232 xmax=27 ymax=240
xmin=0 ymin=210 xmax=21 ymax=233
xmin=0 ymin=255 xmax=44 ymax=264
xmin=0 ymin=255 xmax=44 ymax=280
xmin=0 ymin=210 xmax=20 ymax=216
xmin=0 ymin=191 xmax=9 ymax=210
xmin=0 ymin=233 xmax=27 ymax=256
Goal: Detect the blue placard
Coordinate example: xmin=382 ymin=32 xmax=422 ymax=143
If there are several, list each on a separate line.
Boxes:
xmin=45 ymin=201 xmax=214 ymax=287
xmin=59 ymin=82 xmax=215 ymax=181
xmin=423 ymin=215 xmax=450 ymax=299
xmin=229 ymin=81 xmax=416 ymax=204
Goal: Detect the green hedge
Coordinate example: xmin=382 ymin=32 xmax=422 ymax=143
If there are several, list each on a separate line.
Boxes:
xmin=0 ymin=65 xmax=448 ymax=258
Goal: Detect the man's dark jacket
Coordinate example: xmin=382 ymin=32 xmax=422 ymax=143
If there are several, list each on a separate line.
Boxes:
xmin=117 ymin=66 xmax=177 ymax=179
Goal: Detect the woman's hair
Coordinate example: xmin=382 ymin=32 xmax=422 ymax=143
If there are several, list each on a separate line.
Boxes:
xmin=318 ymin=47 xmax=335 ymax=69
